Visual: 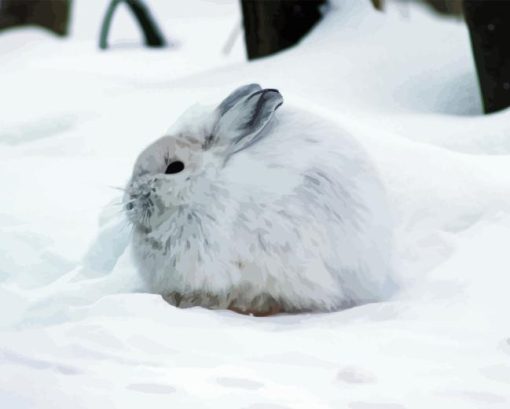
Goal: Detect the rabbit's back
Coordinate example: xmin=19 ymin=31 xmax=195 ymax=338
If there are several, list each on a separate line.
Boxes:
xmin=219 ymin=107 xmax=395 ymax=311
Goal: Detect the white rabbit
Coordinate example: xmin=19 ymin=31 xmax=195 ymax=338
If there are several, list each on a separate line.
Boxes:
xmin=125 ymin=84 xmax=395 ymax=315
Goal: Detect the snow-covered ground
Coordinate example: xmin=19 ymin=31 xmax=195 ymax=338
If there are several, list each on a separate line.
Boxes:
xmin=1 ymin=1 xmax=510 ymax=408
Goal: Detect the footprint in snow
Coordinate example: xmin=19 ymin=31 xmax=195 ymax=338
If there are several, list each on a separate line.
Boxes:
xmin=337 ymin=367 xmax=377 ymax=384
xmin=216 ymin=377 xmax=264 ymax=390
xmin=127 ymin=383 xmax=176 ymax=394
xmin=349 ymin=402 xmax=406 ymax=409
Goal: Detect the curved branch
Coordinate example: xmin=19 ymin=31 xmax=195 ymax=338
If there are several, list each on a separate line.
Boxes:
xmin=99 ymin=0 xmax=166 ymax=49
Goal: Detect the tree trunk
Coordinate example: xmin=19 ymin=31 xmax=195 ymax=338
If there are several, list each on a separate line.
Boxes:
xmin=240 ymin=0 xmax=325 ymax=60
xmin=0 ymin=0 xmax=72 ymax=36
xmin=464 ymin=0 xmax=510 ymax=113
xmin=423 ymin=0 xmax=463 ymax=15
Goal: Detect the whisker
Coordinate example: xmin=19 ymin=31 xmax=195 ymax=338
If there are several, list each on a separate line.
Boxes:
xmin=119 ymin=221 xmax=134 ymax=234
xmin=111 ymin=208 xmax=130 ymax=218
xmin=111 ymin=200 xmax=128 ymax=207
xmin=100 ymin=194 xmax=126 ymax=209
xmin=108 ymin=185 xmax=128 ymax=193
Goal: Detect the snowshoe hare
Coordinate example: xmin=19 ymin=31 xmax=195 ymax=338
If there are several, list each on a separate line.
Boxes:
xmin=124 ymin=84 xmax=395 ymax=315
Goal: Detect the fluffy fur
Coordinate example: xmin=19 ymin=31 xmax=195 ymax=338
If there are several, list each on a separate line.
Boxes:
xmin=125 ymin=84 xmax=395 ymax=314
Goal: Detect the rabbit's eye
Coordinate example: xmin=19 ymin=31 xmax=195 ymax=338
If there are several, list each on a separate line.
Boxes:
xmin=165 ymin=161 xmax=185 ymax=174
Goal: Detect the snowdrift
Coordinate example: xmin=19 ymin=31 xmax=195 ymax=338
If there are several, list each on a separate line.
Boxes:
xmin=1 ymin=1 xmax=510 ymax=408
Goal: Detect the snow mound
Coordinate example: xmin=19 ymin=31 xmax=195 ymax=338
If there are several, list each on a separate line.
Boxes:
xmin=1 ymin=1 xmax=510 ymax=408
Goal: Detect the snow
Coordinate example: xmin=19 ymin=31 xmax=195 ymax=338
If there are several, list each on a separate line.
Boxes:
xmin=1 ymin=0 xmax=510 ymax=408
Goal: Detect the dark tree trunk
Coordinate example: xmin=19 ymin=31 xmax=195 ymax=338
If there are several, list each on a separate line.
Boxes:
xmin=370 ymin=0 xmax=463 ymax=15
xmin=240 ymin=0 xmax=325 ymax=60
xmin=424 ymin=0 xmax=463 ymax=15
xmin=464 ymin=0 xmax=510 ymax=113
xmin=370 ymin=0 xmax=383 ymax=11
xmin=0 ymin=0 xmax=72 ymax=36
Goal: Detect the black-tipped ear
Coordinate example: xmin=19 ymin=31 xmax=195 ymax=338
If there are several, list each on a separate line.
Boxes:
xmin=214 ymin=87 xmax=284 ymax=155
xmin=217 ymin=83 xmax=262 ymax=116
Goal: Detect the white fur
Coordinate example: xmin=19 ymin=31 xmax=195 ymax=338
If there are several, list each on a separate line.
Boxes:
xmin=125 ymin=86 xmax=395 ymax=313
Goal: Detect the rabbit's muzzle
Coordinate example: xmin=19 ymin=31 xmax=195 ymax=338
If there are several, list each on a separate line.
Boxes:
xmin=124 ymin=180 xmax=158 ymax=229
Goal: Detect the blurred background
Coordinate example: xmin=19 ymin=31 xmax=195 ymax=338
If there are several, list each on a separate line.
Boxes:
xmin=1 ymin=0 xmax=508 ymax=113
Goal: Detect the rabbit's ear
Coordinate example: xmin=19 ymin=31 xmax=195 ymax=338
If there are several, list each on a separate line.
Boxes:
xmin=217 ymin=83 xmax=262 ymax=116
xmin=214 ymin=87 xmax=283 ymax=155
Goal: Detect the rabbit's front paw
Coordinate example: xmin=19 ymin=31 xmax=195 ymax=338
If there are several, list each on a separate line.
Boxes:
xmin=228 ymin=294 xmax=284 ymax=317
